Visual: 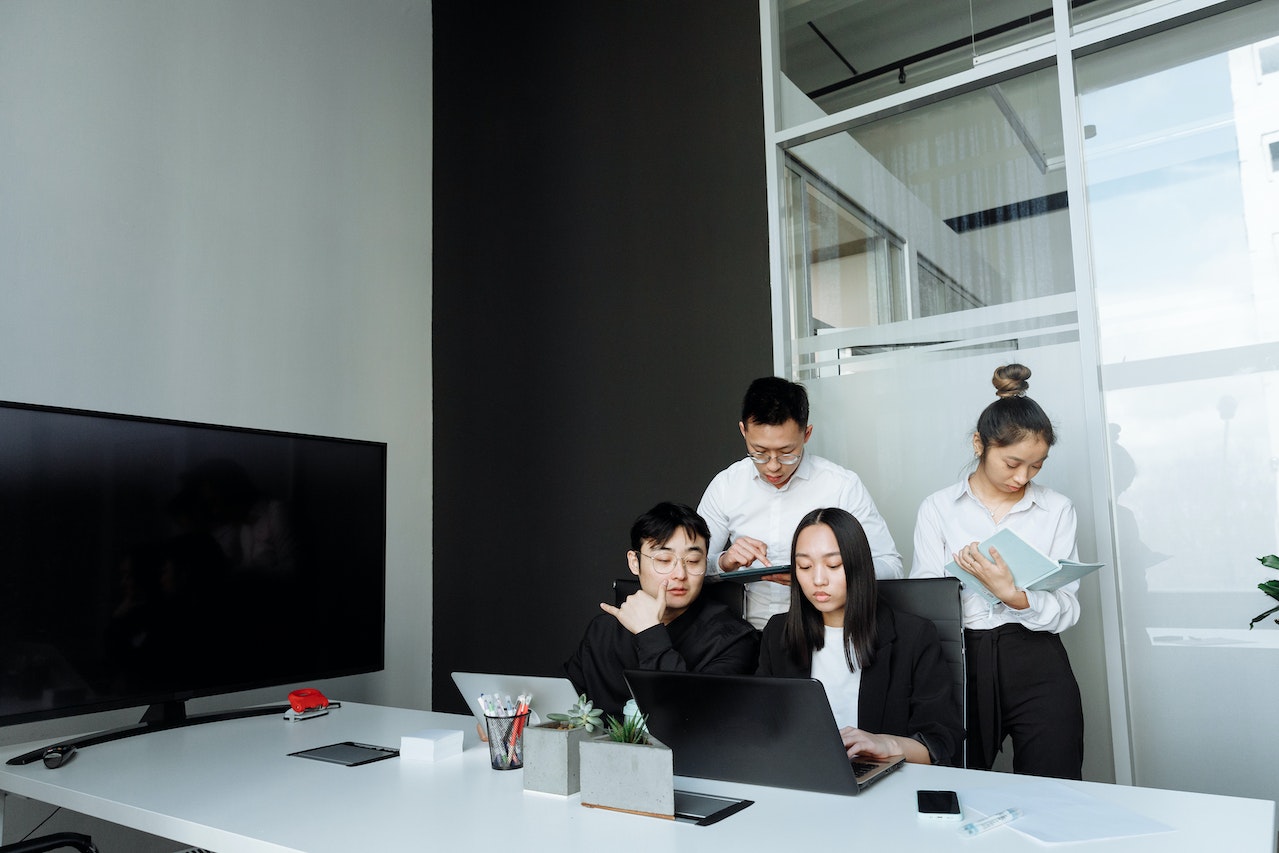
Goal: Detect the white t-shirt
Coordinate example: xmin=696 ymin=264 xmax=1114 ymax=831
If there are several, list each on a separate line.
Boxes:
xmin=811 ymin=625 xmax=861 ymax=730
xmin=698 ymin=453 xmax=903 ymax=629
xmin=910 ymin=478 xmax=1081 ymax=633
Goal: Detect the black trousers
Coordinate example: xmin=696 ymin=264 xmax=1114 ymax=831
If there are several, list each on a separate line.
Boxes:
xmin=965 ymin=623 xmax=1084 ymax=779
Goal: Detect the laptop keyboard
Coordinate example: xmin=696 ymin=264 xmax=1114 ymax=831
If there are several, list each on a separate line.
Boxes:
xmin=851 ymin=760 xmax=878 ymax=777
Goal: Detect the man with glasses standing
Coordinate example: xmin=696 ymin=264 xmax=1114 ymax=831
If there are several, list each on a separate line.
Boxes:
xmin=563 ymin=502 xmax=758 ymax=721
xmin=698 ymin=376 xmax=902 ymax=630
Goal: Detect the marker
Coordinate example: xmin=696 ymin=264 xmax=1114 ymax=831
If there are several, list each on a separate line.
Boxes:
xmin=509 ymin=692 xmax=531 ymax=761
xmin=961 ymin=807 xmax=1022 ymax=836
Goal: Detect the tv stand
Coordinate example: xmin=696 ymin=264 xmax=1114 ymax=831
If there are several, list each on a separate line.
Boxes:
xmin=4 ymin=701 xmax=289 ymax=766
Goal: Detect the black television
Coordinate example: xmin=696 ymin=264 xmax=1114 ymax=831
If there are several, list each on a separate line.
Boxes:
xmin=0 ymin=400 xmax=386 ymax=758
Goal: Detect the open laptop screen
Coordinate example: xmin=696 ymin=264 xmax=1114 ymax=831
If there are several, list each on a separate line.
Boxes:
xmin=624 ymin=670 xmax=903 ymax=796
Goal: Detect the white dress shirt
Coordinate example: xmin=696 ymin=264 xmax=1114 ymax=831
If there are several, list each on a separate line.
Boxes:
xmin=910 ymin=479 xmax=1081 ymax=633
xmin=698 ymin=453 xmax=903 ymax=629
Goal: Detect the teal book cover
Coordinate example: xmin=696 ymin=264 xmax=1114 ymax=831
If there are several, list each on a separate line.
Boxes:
xmin=943 ymin=528 xmax=1103 ymax=605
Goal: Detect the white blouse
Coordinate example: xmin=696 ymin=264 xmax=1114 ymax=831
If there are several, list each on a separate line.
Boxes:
xmin=910 ymin=479 xmax=1082 ymax=633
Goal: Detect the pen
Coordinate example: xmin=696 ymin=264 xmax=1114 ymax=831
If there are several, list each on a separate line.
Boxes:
xmin=508 ymin=692 xmax=530 ymax=762
xmin=961 ymin=807 xmax=1022 ymax=836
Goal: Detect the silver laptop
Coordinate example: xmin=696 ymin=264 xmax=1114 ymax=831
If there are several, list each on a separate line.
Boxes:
xmin=624 ymin=669 xmax=905 ymax=796
xmin=450 ymin=671 xmax=581 ymax=728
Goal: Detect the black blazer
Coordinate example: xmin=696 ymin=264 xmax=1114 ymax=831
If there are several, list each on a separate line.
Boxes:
xmin=757 ymin=600 xmax=962 ymax=766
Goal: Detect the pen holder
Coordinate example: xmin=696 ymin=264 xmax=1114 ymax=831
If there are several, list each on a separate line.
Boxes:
xmin=484 ymin=712 xmax=530 ymax=770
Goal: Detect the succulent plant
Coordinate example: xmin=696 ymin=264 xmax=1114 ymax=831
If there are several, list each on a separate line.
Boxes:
xmin=604 ymin=712 xmax=650 ymax=745
xmin=545 ymin=694 xmax=605 ymax=732
xmin=604 ymin=699 xmax=650 ymax=744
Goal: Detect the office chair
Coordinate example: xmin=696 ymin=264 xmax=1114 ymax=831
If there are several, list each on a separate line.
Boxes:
xmin=877 ymin=576 xmax=966 ymax=767
xmin=0 ymin=833 xmax=98 ymax=853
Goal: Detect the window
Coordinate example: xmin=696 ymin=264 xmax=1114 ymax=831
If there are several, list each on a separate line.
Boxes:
xmin=779 ymin=65 xmax=1076 ymax=378
xmin=1259 ymin=36 xmax=1279 ymax=75
xmin=763 ymin=0 xmax=1279 ymax=800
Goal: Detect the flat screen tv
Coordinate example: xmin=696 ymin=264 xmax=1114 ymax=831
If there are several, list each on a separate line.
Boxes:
xmin=0 ymin=401 xmax=386 ymax=755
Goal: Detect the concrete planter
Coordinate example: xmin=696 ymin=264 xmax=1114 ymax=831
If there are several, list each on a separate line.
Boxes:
xmin=522 ymin=722 xmax=590 ymax=796
xmin=578 ymin=734 xmax=674 ymax=819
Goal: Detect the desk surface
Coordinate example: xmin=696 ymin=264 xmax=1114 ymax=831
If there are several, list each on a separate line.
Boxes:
xmin=1 ymin=703 xmax=1273 ymax=853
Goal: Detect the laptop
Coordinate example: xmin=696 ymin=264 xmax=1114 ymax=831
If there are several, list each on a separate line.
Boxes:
xmin=623 ymin=670 xmax=905 ymax=796
xmin=450 ymin=671 xmax=581 ymax=728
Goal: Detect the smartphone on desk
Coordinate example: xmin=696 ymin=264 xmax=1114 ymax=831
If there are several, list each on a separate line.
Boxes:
xmin=917 ymin=789 xmax=962 ymax=821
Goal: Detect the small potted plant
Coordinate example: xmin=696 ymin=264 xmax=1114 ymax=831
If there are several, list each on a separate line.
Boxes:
xmin=1248 ymin=555 xmax=1279 ymax=629
xmin=579 ymin=699 xmax=673 ymax=818
xmin=522 ymin=694 xmax=601 ymax=796
xmin=544 ymin=694 xmax=605 ymax=732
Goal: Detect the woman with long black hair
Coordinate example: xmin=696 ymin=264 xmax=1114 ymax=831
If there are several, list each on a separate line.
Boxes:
xmin=758 ymin=507 xmax=961 ymax=766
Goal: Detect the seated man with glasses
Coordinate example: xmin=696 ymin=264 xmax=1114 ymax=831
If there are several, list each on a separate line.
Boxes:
xmin=697 ymin=376 xmax=902 ymax=630
xmin=563 ymin=501 xmax=759 ymax=721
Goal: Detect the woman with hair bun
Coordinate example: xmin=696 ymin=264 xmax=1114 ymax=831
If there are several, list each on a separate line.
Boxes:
xmin=910 ymin=364 xmax=1085 ymax=779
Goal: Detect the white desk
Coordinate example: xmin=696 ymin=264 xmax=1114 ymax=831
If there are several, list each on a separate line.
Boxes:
xmin=0 ymin=703 xmax=1273 ymax=853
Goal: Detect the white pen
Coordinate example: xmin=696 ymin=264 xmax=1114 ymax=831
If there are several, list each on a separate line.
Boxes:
xmin=961 ymin=807 xmax=1022 ymax=836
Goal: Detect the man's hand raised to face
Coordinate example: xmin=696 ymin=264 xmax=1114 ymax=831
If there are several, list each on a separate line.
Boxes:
xmin=599 ymin=581 xmax=667 ymax=634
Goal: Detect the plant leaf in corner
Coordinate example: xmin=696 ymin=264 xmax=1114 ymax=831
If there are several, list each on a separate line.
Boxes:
xmin=1258 ymin=554 xmax=1279 ymax=571
xmin=1248 ymin=603 xmax=1279 ymax=630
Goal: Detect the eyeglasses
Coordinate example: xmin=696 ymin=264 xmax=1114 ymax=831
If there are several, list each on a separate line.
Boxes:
xmin=744 ymin=450 xmax=802 ymax=466
xmin=640 ymin=550 xmax=707 ymax=576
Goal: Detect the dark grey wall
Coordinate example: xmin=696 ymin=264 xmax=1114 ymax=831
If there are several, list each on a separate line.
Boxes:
xmin=432 ymin=2 xmax=772 ymax=712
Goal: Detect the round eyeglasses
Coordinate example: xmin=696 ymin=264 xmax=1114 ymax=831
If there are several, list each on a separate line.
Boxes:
xmin=744 ymin=450 xmax=802 ymax=466
xmin=641 ymin=550 xmax=707 ymax=576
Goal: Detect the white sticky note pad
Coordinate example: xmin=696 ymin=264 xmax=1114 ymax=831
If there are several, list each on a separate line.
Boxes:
xmin=400 ymin=728 xmax=464 ymax=762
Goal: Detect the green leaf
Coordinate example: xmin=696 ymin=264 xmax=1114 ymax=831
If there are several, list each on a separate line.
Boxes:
xmin=548 ymin=694 xmax=607 ymax=730
xmin=1258 ymin=555 xmax=1279 ymax=571
xmin=603 ymin=712 xmax=650 ymax=744
xmin=1259 ymin=580 xmax=1279 ymax=601
xmin=1248 ymin=602 xmax=1279 ymax=630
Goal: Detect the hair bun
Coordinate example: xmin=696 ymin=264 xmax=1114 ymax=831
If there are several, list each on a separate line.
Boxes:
xmin=992 ymin=363 xmax=1031 ymax=398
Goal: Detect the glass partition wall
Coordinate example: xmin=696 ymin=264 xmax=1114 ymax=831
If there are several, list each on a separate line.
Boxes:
xmin=761 ymin=0 xmax=1279 ymax=802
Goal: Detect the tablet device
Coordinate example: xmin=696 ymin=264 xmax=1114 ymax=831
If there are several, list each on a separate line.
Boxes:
xmin=674 ymin=790 xmax=754 ymax=825
xmin=290 ymin=741 xmax=399 ymax=766
xmin=706 ymin=564 xmax=791 ymax=583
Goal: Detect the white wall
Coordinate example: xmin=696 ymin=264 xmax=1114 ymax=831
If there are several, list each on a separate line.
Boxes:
xmin=0 ymin=0 xmax=433 ymax=750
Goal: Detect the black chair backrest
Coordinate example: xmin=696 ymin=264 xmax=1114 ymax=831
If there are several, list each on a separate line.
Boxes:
xmin=0 ymin=832 xmax=98 ymax=853
xmin=877 ymin=576 xmax=966 ymax=766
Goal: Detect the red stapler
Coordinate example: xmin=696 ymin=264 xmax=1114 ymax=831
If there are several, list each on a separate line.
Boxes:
xmin=288 ymin=688 xmax=330 ymax=714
